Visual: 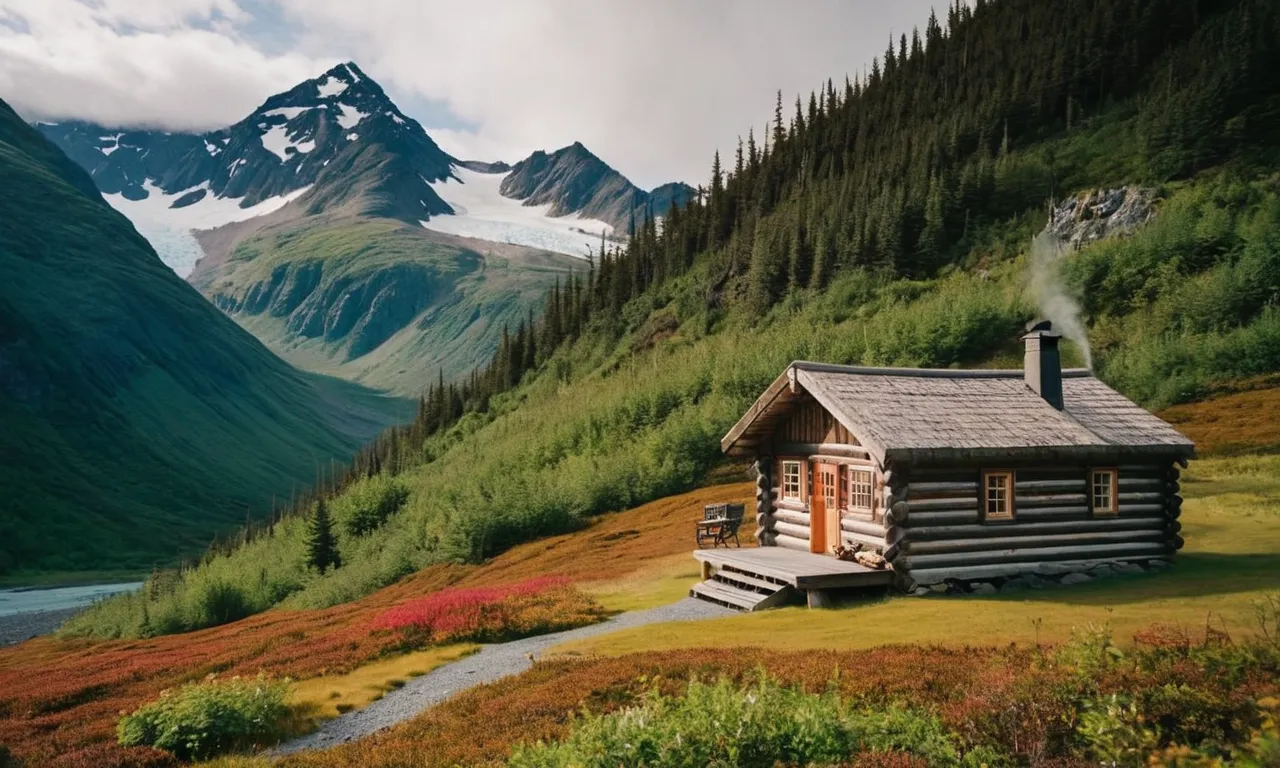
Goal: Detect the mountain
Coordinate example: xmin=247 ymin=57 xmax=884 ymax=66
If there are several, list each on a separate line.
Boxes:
xmin=37 ymin=62 xmax=453 ymax=219
xmin=33 ymin=63 xmax=687 ymax=394
xmin=0 ymin=97 xmax=401 ymax=575
xmin=500 ymin=142 xmax=695 ymax=232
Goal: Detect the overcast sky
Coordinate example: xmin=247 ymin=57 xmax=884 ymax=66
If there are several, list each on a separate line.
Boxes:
xmin=0 ymin=0 xmax=940 ymax=189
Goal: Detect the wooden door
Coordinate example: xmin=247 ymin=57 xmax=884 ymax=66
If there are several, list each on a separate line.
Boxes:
xmin=810 ymin=462 xmax=841 ymax=555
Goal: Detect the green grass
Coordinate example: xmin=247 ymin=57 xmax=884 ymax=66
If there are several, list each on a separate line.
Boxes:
xmin=552 ymin=454 xmax=1280 ymax=657
xmin=0 ymin=100 xmax=407 ymax=577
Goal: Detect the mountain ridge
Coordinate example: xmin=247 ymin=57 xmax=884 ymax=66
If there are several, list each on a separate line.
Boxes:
xmin=502 ymin=141 xmax=694 ymax=232
xmin=31 ymin=63 xmax=689 ymax=395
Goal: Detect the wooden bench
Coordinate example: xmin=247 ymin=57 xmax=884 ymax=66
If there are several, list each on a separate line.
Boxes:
xmin=695 ymin=503 xmax=745 ymax=548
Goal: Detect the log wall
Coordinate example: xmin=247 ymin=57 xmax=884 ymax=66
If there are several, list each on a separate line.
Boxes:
xmin=775 ymin=398 xmax=858 ymax=446
xmin=883 ymin=461 xmax=1184 ymax=586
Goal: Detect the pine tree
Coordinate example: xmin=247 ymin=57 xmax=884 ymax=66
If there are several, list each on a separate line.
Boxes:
xmin=306 ymin=498 xmax=340 ymax=574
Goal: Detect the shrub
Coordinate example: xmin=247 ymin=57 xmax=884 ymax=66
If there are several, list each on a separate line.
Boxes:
xmin=116 ymin=675 xmax=290 ymax=761
xmin=337 ymin=476 xmax=410 ymax=537
xmin=190 ymin=580 xmax=252 ymax=628
xmin=371 ymin=577 xmax=605 ymax=647
xmin=508 ymin=675 xmax=1003 ymax=768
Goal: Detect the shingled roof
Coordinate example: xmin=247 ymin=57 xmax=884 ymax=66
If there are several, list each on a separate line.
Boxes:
xmin=721 ymin=361 xmax=1195 ymax=465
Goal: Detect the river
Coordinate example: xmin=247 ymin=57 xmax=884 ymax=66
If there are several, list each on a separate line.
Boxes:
xmin=0 ymin=581 xmax=144 ymax=617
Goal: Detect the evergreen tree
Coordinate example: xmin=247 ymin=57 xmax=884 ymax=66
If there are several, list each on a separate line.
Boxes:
xmin=306 ymin=498 xmax=340 ymax=574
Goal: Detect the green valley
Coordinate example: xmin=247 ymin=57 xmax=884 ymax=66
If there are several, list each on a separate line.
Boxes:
xmin=0 ymin=100 xmax=405 ymax=577
xmin=194 ymin=217 xmax=580 ymax=394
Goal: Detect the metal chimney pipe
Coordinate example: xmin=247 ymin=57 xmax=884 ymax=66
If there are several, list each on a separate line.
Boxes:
xmin=1023 ymin=322 xmax=1064 ymax=410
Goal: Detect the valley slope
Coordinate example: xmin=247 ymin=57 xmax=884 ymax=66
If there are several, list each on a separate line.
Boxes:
xmin=0 ymin=98 xmax=401 ymax=576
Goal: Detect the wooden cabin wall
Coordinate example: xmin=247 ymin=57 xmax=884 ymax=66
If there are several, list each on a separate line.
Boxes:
xmin=883 ymin=460 xmax=1184 ymax=586
xmin=775 ymin=399 xmax=856 ymax=445
xmin=766 ymin=396 xmax=886 ymax=554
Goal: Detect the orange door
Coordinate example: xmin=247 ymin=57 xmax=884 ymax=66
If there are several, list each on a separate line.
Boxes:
xmin=810 ymin=462 xmax=841 ymax=555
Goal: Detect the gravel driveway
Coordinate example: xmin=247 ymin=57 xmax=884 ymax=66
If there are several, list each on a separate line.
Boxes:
xmin=273 ymin=597 xmax=733 ymax=754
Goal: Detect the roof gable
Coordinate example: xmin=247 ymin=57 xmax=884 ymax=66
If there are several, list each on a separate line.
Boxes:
xmin=721 ymin=361 xmax=1195 ymax=465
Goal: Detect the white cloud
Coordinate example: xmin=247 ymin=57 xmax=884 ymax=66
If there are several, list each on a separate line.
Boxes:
xmin=1 ymin=0 xmax=942 ymax=187
xmin=0 ymin=0 xmax=324 ymax=130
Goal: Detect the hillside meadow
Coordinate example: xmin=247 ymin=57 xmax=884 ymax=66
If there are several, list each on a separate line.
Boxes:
xmin=56 ymin=170 xmax=1280 ymax=642
xmin=2 ymin=430 xmax=1277 ymax=766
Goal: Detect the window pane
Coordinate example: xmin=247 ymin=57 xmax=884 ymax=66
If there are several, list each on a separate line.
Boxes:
xmin=848 ymin=469 xmax=873 ymax=511
xmin=1092 ymin=470 xmax=1115 ymax=513
xmin=782 ymin=461 xmax=802 ymax=500
xmin=984 ymin=472 xmax=1012 ymax=518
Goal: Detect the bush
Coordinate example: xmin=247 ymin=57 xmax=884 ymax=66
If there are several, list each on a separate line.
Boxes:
xmin=371 ymin=576 xmax=604 ymax=647
xmin=116 ymin=675 xmax=290 ymax=761
xmin=336 ymin=476 xmax=410 ymax=537
xmin=508 ymin=675 xmax=1004 ymax=768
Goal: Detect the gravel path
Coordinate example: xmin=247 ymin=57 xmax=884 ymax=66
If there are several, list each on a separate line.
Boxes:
xmin=273 ymin=597 xmax=733 ymax=755
xmin=0 ymin=607 xmax=79 ymax=646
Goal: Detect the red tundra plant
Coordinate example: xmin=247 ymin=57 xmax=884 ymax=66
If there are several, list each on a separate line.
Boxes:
xmin=370 ymin=576 xmax=605 ymax=646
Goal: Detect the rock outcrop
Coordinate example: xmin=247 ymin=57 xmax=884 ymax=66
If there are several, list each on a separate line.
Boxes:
xmin=1046 ymin=186 xmax=1157 ymax=249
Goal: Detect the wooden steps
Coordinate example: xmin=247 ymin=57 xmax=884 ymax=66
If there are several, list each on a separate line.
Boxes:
xmin=690 ymin=563 xmax=796 ymax=611
xmin=691 ymin=547 xmax=893 ymax=612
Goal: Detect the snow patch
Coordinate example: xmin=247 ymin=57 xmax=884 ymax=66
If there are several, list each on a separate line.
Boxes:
xmin=388 ymin=111 xmax=405 ymax=125
xmin=336 ymin=103 xmax=367 ymax=129
xmin=259 ymin=124 xmax=293 ymax=161
xmin=204 ymin=139 xmax=221 ymax=156
xmin=316 ymin=75 xmax=347 ymax=99
xmin=261 ymin=125 xmax=315 ymax=162
xmin=99 ymin=133 xmax=121 ymax=156
xmin=346 ymin=132 xmax=358 ymax=141
xmin=102 ymin=181 xmax=311 ymax=277
xmin=263 ymin=106 xmax=311 ymax=120
xmin=422 ymin=166 xmax=612 ymax=259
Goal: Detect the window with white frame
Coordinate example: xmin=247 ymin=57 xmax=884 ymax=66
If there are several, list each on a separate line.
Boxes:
xmin=1091 ymin=469 xmax=1118 ymax=515
xmin=781 ymin=460 xmax=802 ymax=500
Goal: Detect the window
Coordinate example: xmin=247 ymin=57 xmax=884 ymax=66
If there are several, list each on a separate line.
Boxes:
xmin=983 ymin=470 xmax=1015 ymax=520
xmin=847 ymin=468 xmax=874 ymax=512
xmin=1091 ymin=469 xmax=1118 ymax=515
xmin=781 ymin=460 xmax=802 ymax=500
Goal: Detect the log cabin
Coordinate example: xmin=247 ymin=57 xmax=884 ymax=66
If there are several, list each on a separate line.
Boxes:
xmin=704 ymin=324 xmax=1194 ymax=605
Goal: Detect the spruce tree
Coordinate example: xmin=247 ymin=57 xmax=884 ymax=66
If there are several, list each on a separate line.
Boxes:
xmin=306 ymin=498 xmax=341 ymax=574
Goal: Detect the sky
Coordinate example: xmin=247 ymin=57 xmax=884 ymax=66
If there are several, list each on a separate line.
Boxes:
xmin=0 ymin=0 xmax=942 ymax=190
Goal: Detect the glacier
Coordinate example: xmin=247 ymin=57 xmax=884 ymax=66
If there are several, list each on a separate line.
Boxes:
xmin=103 ymin=181 xmax=311 ymax=277
xmin=422 ymin=166 xmax=613 ymax=259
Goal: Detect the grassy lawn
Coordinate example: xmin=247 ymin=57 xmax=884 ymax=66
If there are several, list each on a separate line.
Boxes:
xmin=288 ymin=644 xmax=478 ymax=730
xmin=554 ymin=453 xmax=1280 ymax=657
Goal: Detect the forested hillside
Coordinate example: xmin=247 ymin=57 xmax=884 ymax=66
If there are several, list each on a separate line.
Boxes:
xmin=69 ymin=0 xmax=1280 ymax=637
xmin=0 ymin=100 xmax=400 ymax=577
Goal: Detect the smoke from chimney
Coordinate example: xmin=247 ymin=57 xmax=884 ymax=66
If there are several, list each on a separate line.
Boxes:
xmin=1029 ymin=231 xmax=1092 ymax=369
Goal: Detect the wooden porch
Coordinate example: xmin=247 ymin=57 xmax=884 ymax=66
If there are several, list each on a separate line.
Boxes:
xmin=691 ymin=547 xmax=894 ymax=611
